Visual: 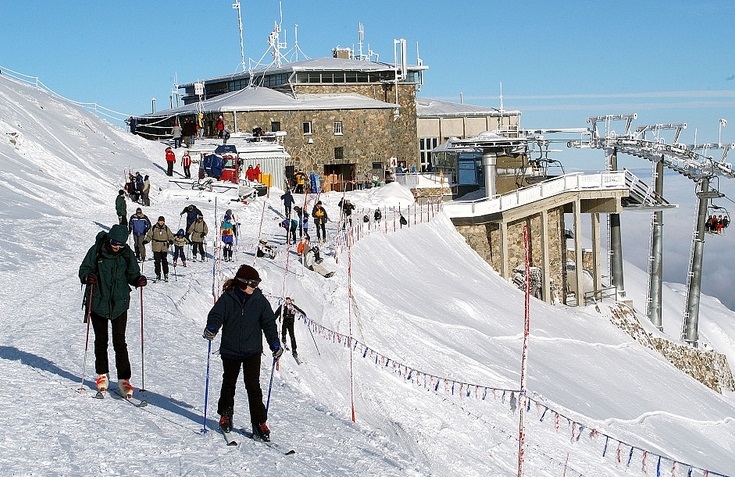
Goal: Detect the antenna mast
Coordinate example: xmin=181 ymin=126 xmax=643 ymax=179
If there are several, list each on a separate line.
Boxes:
xmin=232 ymin=1 xmax=246 ymax=71
xmin=358 ymin=23 xmax=364 ymax=60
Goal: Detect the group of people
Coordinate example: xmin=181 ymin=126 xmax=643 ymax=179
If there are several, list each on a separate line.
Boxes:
xmin=123 ymin=172 xmax=151 ymax=207
xmin=79 ymin=224 xmax=287 ymax=441
xmin=706 ymin=214 xmax=730 ymax=234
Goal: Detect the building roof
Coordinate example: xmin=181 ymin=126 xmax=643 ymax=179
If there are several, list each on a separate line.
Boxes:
xmin=416 ymin=97 xmax=520 ymax=118
xmin=179 ymin=57 xmax=427 ymax=88
xmin=142 ymin=86 xmax=397 ymax=117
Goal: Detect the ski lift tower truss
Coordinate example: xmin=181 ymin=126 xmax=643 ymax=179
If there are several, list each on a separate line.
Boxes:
xmin=569 ymin=113 xmax=735 ymax=347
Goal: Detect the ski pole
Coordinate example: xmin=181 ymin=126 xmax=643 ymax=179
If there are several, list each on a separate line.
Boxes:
xmin=78 ymin=283 xmax=95 ymax=392
xmin=265 ymin=356 xmax=278 ymax=412
xmin=140 ymin=287 xmax=146 ymax=392
xmin=307 ymin=321 xmax=321 ymax=356
xmin=201 ymin=340 xmax=212 ymax=434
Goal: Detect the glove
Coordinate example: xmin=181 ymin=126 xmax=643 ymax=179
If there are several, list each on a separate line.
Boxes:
xmin=86 ymin=273 xmax=98 ymax=285
xmin=203 ymin=327 xmax=217 ymax=341
xmin=135 ymin=276 xmax=147 ymax=287
xmin=272 ymin=344 xmax=284 ymax=359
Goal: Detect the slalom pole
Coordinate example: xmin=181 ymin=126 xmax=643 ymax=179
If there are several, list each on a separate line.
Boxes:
xmin=77 ymin=283 xmax=94 ymax=392
xmin=265 ymin=356 xmax=278 ymax=412
xmin=140 ymin=286 xmax=146 ymax=392
xmin=201 ymin=340 xmax=212 ymax=434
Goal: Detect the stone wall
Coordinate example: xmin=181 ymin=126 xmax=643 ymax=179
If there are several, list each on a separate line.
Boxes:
xmin=604 ymin=303 xmax=735 ymax=393
xmin=454 ymin=206 xmax=567 ymax=304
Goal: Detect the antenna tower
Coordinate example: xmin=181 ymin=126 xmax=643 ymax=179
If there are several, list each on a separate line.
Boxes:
xmin=232 ymin=1 xmax=246 ymax=71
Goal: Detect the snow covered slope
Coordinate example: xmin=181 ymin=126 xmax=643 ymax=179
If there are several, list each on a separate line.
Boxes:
xmin=0 ymin=75 xmax=733 ymax=476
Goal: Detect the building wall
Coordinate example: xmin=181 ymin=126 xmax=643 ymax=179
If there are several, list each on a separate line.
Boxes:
xmin=454 ymin=207 xmax=567 ymax=304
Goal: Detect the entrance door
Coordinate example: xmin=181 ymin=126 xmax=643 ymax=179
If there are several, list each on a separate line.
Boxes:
xmin=323 ymin=164 xmax=356 ymax=192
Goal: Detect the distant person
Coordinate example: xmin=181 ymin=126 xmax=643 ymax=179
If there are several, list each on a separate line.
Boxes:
xmin=202 ymin=265 xmax=283 ymax=441
xmin=281 ymin=189 xmax=295 ymax=217
xmin=180 ymin=204 xmax=203 ymax=238
xmin=172 ymin=229 xmax=189 ymax=267
xmin=216 ymin=115 xmax=225 ymax=138
xmin=78 ymin=224 xmax=147 ymax=397
xmin=126 ymin=116 xmax=137 ymax=135
xmin=257 ymin=239 xmax=276 ymax=259
xmin=274 ymin=297 xmax=304 ymax=360
xmin=181 ymin=151 xmax=192 ymax=179
xmin=141 ymin=175 xmax=151 ymax=206
xmin=311 ymin=201 xmax=328 ymax=243
xmin=294 ymin=205 xmax=309 ymax=239
xmin=144 ymin=216 xmax=174 ymax=281
xmin=374 ymin=208 xmax=382 ymax=225
xmin=171 ymin=122 xmax=183 ymax=148
xmin=245 ymin=165 xmax=256 ymax=182
xmin=279 ymin=218 xmax=298 ymax=245
xmin=115 ymin=189 xmax=127 ymax=226
xmin=182 ymin=117 xmax=197 ymax=147
xmin=221 ymin=215 xmax=235 ymax=262
xmin=128 ymin=207 xmax=151 ymax=262
xmin=338 ymin=198 xmax=355 ymax=228
xmin=253 ymin=163 xmax=262 ymax=181
xmin=187 ymin=214 xmax=209 ymax=261
xmin=165 ymin=146 xmax=176 ymax=177
xmin=294 ymin=170 xmax=306 ymax=193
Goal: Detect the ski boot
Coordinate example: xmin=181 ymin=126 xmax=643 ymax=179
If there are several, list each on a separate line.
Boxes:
xmin=119 ymin=379 xmax=134 ymax=398
xmin=254 ymin=422 xmax=270 ymax=442
xmin=95 ymin=374 xmax=109 ymax=392
xmin=219 ymin=408 xmax=233 ymax=433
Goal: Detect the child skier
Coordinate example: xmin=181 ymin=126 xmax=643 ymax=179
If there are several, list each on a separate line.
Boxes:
xmin=172 ymin=229 xmax=189 ymax=267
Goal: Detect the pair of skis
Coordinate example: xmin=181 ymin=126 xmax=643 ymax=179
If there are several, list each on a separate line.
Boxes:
xmin=93 ymin=388 xmax=148 ymax=408
xmin=220 ymin=427 xmax=295 ymax=455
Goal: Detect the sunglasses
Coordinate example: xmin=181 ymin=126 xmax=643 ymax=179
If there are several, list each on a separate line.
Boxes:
xmin=109 ymin=239 xmax=125 ymax=247
xmin=236 ymin=278 xmax=260 ymax=289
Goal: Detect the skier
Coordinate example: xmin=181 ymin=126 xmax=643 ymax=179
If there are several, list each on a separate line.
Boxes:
xmin=374 ymin=208 xmax=382 ymax=224
xmin=144 ymin=216 xmax=174 ymax=281
xmin=128 ymin=207 xmax=152 ymax=262
xmin=221 ymin=215 xmax=235 ymax=262
xmin=78 ymin=224 xmax=147 ymax=397
xmin=279 ymin=218 xmax=298 ymax=245
xmin=115 ymin=189 xmax=127 ymax=226
xmin=281 ymin=188 xmax=295 ymax=218
xmin=294 ymin=206 xmax=309 ymax=239
xmin=141 ymin=175 xmax=151 ymax=206
xmin=274 ymin=297 xmax=304 ymax=360
xmin=338 ymin=198 xmax=355 ymax=229
xmin=181 ymin=151 xmax=192 ymax=179
xmin=311 ymin=201 xmax=328 ymax=243
xmin=180 ymin=204 xmax=203 ymax=239
xmin=202 ymin=265 xmax=283 ymax=441
xmin=188 ymin=214 xmax=209 ymax=261
xmin=172 ymin=229 xmax=189 ymax=267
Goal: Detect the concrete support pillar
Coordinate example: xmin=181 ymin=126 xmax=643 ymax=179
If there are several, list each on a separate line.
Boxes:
xmin=607 ymin=148 xmax=626 ymax=298
xmin=591 ymin=212 xmax=602 ymax=293
xmin=501 ymin=221 xmax=509 ymax=280
xmin=541 ymin=210 xmax=551 ymax=303
xmin=573 ymin=199 xmax=584 ymax=306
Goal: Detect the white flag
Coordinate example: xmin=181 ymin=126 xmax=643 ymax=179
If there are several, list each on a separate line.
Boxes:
xmin=720 ymin=118 xmax=728 ymax=127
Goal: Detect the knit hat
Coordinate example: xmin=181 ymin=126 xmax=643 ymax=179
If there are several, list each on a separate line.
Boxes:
xmin=108 ymin=224 xmax=128 ymax=243
xmin=235 ymin=265 xmax=260 ymax=283
xmin=136 ymin=208 xmax=142 ymax=213
xmin=158 ymin=216 xmax=165 ymax=222
xmin=176 ymin=229 xmax=185 ymax=236
xmin=118 ymin=189 xmax=125 ymax=196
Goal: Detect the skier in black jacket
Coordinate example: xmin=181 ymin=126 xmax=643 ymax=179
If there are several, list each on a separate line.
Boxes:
xmin=203 ymin=265 xmax=283 ymax=441
xmin=274 ymin=297 xmax=305 ymax=360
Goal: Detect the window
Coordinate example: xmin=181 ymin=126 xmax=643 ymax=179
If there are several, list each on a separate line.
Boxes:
xmin=334 ymin=147 xmax=344 ymax=160
xmin=302 ymin=121 xmax=312 ymax=135
xmin=419 ymin=137 xmax=439 ymax=172
xmin=333 ymin=121 xmax=343 ymax=135
xmin=271 ymin=121 xmax=281 ymax=133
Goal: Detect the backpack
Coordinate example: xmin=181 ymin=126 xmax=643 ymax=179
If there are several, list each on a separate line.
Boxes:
xmin=363 ymin=214 xmax=369 ymax=223
xmin=400 ymin=215 xmax=407 ymax=226
xmin=374 ymin=209 xmax=382 ymax=220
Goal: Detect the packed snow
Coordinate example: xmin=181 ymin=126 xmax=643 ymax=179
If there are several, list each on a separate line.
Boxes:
xmin=0 ymin=75 xmax=734 ymax=476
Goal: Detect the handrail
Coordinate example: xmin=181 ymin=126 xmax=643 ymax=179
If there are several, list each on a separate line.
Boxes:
xmin=443 ymin=171 xmax=627 ymax=218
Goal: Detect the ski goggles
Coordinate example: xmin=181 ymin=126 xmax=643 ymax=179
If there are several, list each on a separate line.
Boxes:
xmin=236 ymin=278 xmax=260 ymax=289
xmin=109 ymin=238 xmax=125 ymax=247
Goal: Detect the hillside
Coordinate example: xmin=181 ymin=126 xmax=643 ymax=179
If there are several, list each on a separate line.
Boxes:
xmin=1 ymin=75 xmax=734 ymax=476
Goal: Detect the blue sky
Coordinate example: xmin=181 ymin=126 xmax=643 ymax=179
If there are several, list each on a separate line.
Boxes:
xmin=2 ymin=0 xmax=734 ymax=145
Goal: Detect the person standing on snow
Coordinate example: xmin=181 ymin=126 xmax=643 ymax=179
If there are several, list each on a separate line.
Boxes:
xmin=281 ymin=188 xmax=295 ymax=218
xmin=274 ymin=297 xmax=304 ymax=360
xmin=311 ymin=201 xmax=328 ymax=243
xmin=78 ymin=224 xmax=147 ymax=398
xmin=128 ymin=207 xmax=152 ymax=262
xmin=216 ymin=115 xmax=225 ymax=138
xmin=171 ymin=122 xmax=183 ymax=149
xmin=180 ymin=204 xmax=203 ymax=238
xmin=165 ymin=147 xmax=176 ymax=177
xmin=187 ymin=214 xmax=209 ymax=261
xmin=144 ymin=216 xmax=175 ymax=281
xmin=172 ymin=229 xmax=189 ymax=267
xmin=141 ymin=175 xmax=151 ymax=206
xmin=181 ymin=151 xmax=192 ymax=179
xmin=202 ymin=265 xmax=283 ymax=441
xmin=115 ymin=189 xmax=127 ymax=226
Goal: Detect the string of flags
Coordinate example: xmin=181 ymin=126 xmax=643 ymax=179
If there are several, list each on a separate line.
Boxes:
xmin=270 ymin=295 xmax=729 ymax=477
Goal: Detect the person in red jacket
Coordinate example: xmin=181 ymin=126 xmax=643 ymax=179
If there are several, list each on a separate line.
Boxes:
xmin=165 ymin=147 xmax=176 ymax=177
xmin=181 ymin=151 xmax=192 ymax=179
xmin=216 ymin=115 xmax=225 ymax=138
